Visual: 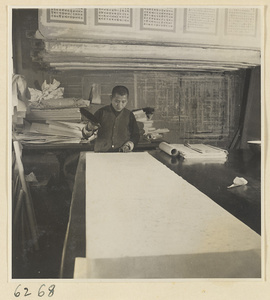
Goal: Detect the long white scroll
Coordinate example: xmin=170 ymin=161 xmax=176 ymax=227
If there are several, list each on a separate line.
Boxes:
xmin=84 ymin=152 xmax=260 ymax=278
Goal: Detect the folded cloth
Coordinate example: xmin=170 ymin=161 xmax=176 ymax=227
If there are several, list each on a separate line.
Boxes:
xmin=227 ymin=177 xmax=248 ymax=189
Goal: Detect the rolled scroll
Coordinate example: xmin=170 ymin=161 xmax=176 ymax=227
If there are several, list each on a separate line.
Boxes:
xmin=159 ymin=142 xmax=179 ymax=157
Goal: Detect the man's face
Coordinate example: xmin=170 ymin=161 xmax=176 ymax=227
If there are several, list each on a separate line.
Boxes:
xmin=111 ymin=94 xmax=128 ymax=112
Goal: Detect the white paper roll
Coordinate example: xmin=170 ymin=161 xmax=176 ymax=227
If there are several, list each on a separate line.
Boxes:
xmin=159 ymin=142 xmax=179 ymax=157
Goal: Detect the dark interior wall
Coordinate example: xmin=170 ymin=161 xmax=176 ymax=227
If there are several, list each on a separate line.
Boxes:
xmin=134 ymin=71 xmax=245 ymax=147
xmin=12 ymin=9 xmax=45 ymax=88
xmin=240 ymin=66 xmax=261 ymax=147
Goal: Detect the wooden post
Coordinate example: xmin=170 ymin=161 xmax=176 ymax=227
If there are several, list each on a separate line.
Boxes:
xmin=13 ymin=141 xmax=39 ymax=251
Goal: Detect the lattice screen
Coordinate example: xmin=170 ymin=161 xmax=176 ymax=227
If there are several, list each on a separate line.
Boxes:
xmin=141 ymin=8 xmax=176 ymax=31
xmin=226 ymin=8 xmax=257 ymax=36
xmin=184 ymin=8 xmax=217 ymax=34
xmin=95 ymin=8 xmax=132 ymax=26
xmin=47 ymin=9 xmax=86 ymax=24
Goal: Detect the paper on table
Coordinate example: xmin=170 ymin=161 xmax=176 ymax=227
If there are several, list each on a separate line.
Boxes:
xmin=85 ymin=152 xmax=260 ymax=261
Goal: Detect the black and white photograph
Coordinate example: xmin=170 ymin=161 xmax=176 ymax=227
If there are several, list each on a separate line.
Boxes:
xmin=8 ymin=3 xmax=264 ymax=290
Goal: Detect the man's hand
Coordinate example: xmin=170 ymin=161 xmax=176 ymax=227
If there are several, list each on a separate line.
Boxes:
xmin=120 ymin=141 xmax=134 ymax=152
xmin=82 ymin=122 xmax=99 ymax=140
xmin=88 ymin=131 xmax=98 ymax=142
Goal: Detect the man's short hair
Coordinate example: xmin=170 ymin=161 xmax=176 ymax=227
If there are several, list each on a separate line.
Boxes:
xmin=112 ymin=86 xmax=129 ymax=98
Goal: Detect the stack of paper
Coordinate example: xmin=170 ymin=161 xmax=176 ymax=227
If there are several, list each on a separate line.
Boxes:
xmin=14 ymin=132 xmax=82 ymax=144
xmin=29 ymin=98 xmax=90 ymax=110
xmin=133 ymin=109 xmax=169 ymax=140
xmin=26 ymin=79 xmax=89 ymax=122
xmin=29 ymin=121 xmax=83 ymax=138
xmin=15 ymin=121 xmax=85 ymax=144
xmin=26 ymin=107 xmax=82 ymax=122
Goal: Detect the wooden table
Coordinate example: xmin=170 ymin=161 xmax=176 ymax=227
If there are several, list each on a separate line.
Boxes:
xmin=21 ymin=138 xmax=162 ymax=184
xmin=151 ymin=149 xmax=261 ymax=235
xmin=60 ymin=149 xmax=261 ymax=278
xmin=21 ymin=138 xmax=162 ymax=152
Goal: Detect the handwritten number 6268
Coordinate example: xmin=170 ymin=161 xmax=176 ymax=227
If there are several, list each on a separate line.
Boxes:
xmin=14 ymin=284 xmax=55 ymax=297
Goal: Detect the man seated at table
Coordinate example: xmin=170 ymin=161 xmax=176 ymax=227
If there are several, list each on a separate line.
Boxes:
xmin=83 ymin=85 xmax=140 ymax=152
